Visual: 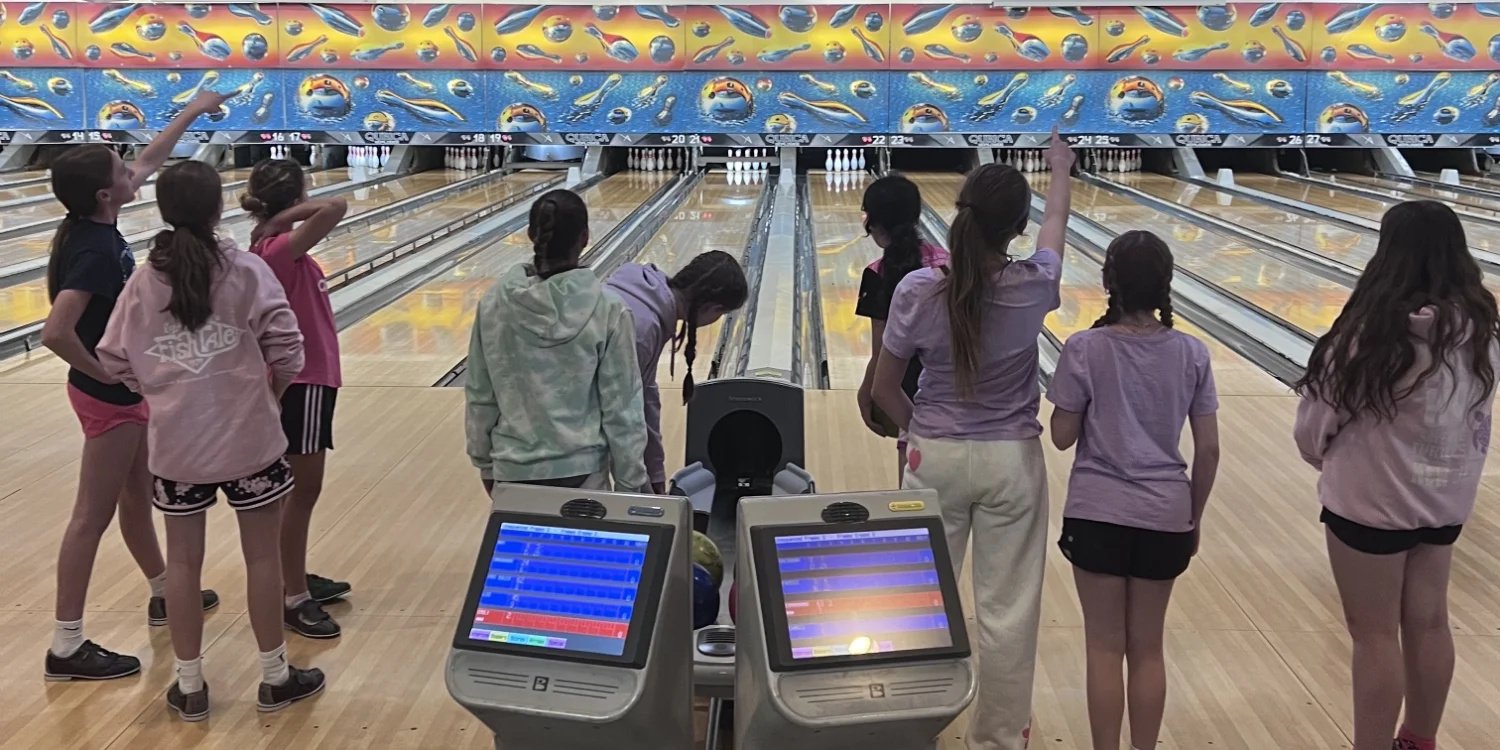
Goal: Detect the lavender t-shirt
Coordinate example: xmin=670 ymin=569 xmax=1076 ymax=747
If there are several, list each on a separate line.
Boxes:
xmin=883 ymin=247 xmax=1062 ymax=441
xmin=1047 ymin=327 xmax=1218 ymax=533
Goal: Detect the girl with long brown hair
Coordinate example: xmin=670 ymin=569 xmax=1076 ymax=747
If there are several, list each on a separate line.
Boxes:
xmin=872 ymin=128 xmax=1073 ymax=750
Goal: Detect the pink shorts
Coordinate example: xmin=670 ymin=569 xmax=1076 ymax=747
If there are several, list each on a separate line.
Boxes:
xmin=67 ymin=385 xmax=148 ymax=439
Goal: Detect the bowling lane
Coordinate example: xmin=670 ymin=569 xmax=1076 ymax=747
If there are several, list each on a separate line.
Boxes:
xmin=1421 ymin=171 xmax=1500 ymax=193
xmin=624 ymin=174 xmax=766 ymax=388
xmin=338 ymin=172 xmax=671 ymax=387
xmin=0 ymin=167 xmax=348 ymax=272
xmin=914 ymin=173 xmax=1285 ymax=395
xmin=1237 ymin=173 xmax=1500 ymax=255
xmin=0 ymin=179 xmax=63 ymax=203
xmin=1334 ymin=173 xmax=1500 ymax=216
xmin=810 ymin=174 xmax=878 ymax=390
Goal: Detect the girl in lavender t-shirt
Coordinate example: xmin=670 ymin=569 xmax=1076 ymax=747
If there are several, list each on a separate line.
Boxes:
xmin=1047 ymin=230 xmax=1220 ymax=750
xmin=872 ymin=130 xmax=1072 ymax=750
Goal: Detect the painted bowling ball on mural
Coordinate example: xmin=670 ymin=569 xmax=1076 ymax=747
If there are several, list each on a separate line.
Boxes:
xmin=1429 ymin=3 xmax=1456 ymax=19
xmin=650 ymin=35 xmax=675 ymax=64
xmin=1320 ymin=46 xmax=1336 ymax=63
xmin=1175 ymin=113 xmax=1208 ymax=134
xmin=850 ymin=80 xmax=876 ymax=99
xmin=136 ymin=14 xmax=167 ymax=42
xmin=371 ymin=4 xmax=410 ymax=32
xmin=607 ymin=106 xmax=632 ymax=125
xmin=1106 ymin=20 xmax=1125 ymax=36
xmin=12 ymin=39 xmax=33 ymax=60
xmin=285 ymin=19 xmax=304 ymax=36
xmin=1434 ymin=106 xmax=1459 ymax=126
xmin=699 ymin=77 xmax=754 ymax=122
xmin=780 ymin=6 xmax=817 ymax=33
xmin=85 ymin=44 xmax=101 ymax=61
xmin=765 ymin=113 xmax=796 ymax=133
xmin=692 ymin=21 xmax=711 ymax=37
xmin=416 ymin=40 xmax=439 ymax=63
xmin=1374 ymin=14 xmax=1406 ymax=43
xmin=1266 ymin=79 xmax=1293 ymax=98
xmin=865 ymin=12 xmax=883 ymax=31
xmin=298 ymin=75 xmax=354 ymax=120
xmin=48 ymin=77 xmax=71 ymax=96
xmin=52 ymin=8 xmax=69 ymax=28
xmin=243 ymin=33 xmax=269 ymax=61
xmin=97 ymin=101 xmax=146 ymax=130
xmin=823 ymin=41 xmax=846 ymax=64
xmin=1196 ymin=5 xmax=1235 ymax=32
xmin=186 ymin=4 xmax=210 ymax=18
xmin=593 ymin=6 xmax=618 ymax=21
xmin=1317 ymin=103 xmax=1370 ymax=134
xmin=1107 ymin=76 xmax=1166 ymax=122
xmin=1489 ymin=34 xmax=1500 ymax=63
xmin=1285 ymin=9 xmax=1306 ymax=31
xmin=363 ymin=112 xmax=396 ymax=131
xmin=448 ymin=79 xmax=474 ymax=98
xmin=497 ymin=103 xmax=547 ymax=132
xmin=899 ymin=103 xmax=949 ymax=133
xmin=321 ymin=49 xmax=339 ymax=63
xmin=353 ymin=75 xmax=370 ymax=89
xmin=457 ymin=12 xmax=476 ymax=31
xmin=1243 ymin=41 xmax=1266 ymax=64
xmin=1012 ymin=106 xmax=1036 ymax=124
xmin=898 ymin=46 xmax=914 ymax=63
xmin=951 ymin=15 xmax=982 ymax=44
xmin=1062 ymin=34 xmax=1088 ymax=62
xmin=542 ymin=15 xmax=573 ymax=43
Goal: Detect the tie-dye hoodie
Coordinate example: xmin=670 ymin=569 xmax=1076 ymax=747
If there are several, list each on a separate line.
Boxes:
xmin=465 ymin=263 xmax=648 ymax=490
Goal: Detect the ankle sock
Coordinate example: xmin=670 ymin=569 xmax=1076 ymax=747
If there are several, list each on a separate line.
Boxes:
xmin=1397 ymin=726 xmax=1436 ymax=750
xmin=285 ymin=591 xmax=312 ymax=610
xmin=175 ymin=657 xmax=204 ymax=693
xmin=260 ymin=643 xmax=290 ymax=686
xmin=147 ymin=572 xmax=167 ymax=599
xmin=51 ymin=619 xmax=84 ymax=658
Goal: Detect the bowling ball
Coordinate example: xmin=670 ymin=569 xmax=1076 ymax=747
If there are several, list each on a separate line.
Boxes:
xmin=136 ymin=14 xmax=167 ymax=42
xmin=729 ymin=580 xmax=738 ymax=623
xmin=692 ymin=563 xmax=719 ymax=629
xmin=692 ymin=531 xmax=724 ymax=586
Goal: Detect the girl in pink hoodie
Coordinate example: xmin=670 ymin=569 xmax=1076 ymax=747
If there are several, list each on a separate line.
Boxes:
xmin=1293 ymin=200 xmax=1499 ymax=750
xmin=98 ymin=161 xmax=323 ymax=722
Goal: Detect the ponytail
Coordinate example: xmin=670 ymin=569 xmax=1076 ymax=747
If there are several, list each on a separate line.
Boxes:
xmin=668 ymin=251 xmax=749 ymax=402
xmin=46 ymin=145 xmax=119 ymax=301
xmin=150 ymin=161 xmax=226 ymax=331
xmin=243 ymin=157 xmax=305 ymax=227
xmin=944 ymin=164 xmax=1031 ymax=396
xmin=861 ymin=174 xmax=924 ymax=287
xmin=528 ymin=189 xmax=588 ymax=279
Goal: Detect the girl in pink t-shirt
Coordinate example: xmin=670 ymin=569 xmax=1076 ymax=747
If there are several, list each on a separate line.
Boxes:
xmin=1047 ymin=230 xmax=1220 ymax=750
xmin=244 ymin=158 xmax=350 ymax=640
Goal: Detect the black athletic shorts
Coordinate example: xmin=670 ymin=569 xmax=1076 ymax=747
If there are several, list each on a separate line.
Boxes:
xmin=1058 ymin=517 xmax=1195 ymax=581
xmin=154 ymin=459 xmax=294 ymax=516
xmin=1321 ymin=508 xmax=1463 ymax=555
xmin=280 ymin=384 xmax=337 ymax=455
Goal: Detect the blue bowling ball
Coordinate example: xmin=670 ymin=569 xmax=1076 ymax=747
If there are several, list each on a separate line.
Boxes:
xmin=692 ymin=563 xmax=720 ymax=629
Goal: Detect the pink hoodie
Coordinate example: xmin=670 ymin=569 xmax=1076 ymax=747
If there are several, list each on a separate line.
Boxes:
xmin=1294 ymin=307 xmax=1496 ymax=530
xmin=98 ymin=240 xmax=305 ymax=484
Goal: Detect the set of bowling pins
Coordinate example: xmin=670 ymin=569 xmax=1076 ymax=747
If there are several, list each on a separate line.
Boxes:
xmin=823 ymin=169 xmax=866 ymax=193
xmin=823 ymin=148 xmax=865 ymax=173
xmin=999 ymin=149 xmax=1058 ymax=173
xmin=723 ymin=148 xmax=770 ymax=172
xmin=627 ymin=148 xmax=685 ymax=172
xmin=348 ymin=145 xmax=390 ymax=171
xmin=723 ymin=169 xmax=767 ymax=186
xmin=268 ymin=144 xmax=305 ymax=162
xmin=445 ymin=146 xmax=498 ymax=171
xmin=1081 ymin=149 xmax=1142 ymax=173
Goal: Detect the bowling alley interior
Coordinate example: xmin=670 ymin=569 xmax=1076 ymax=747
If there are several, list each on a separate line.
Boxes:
xmin=3 ymin=1 xmax=1500 ymax=749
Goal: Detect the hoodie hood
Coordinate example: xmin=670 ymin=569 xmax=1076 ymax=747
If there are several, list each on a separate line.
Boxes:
xmin=1409 ymin=305 xmax=1436 ymax=340
xmin=498 ymin=264 xmax=603 ymax=346
xmin=605 ymin=263 xmax=676 ymax=331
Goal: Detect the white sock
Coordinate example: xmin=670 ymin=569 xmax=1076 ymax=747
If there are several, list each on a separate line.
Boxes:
xmin=260 ymin=643 xmax=290 ymax=686
xmin=148 ymin=572 xmax=167 ymax=599
xmin=285 ymin=591 xmax=311 ymax=610
xmin=51 ymin=619 xmax=84 ymax=658
xmin=175 ymin=657 xmax=204 ymax=693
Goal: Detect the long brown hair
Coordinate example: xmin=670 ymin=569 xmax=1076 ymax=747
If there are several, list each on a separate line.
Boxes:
xmin=46 ymin=145 xmax=119 ymax=301
xmin=1092 ymin=230 xmax=1174 ymax=329
xmin=528 ymin=189 xmax=589 ymax=279
xmin=242 ymin=157 xmax=305 ymax=226
xmin=668 ymin=251 xmax=748 ymax=402
xmin=1296 ymin=200 xmax=1500 ymax=419
xmin=944 ymin=164 xmax=1031 ymax=396
xmin=149 ymin=161 xmax=225 ymax=331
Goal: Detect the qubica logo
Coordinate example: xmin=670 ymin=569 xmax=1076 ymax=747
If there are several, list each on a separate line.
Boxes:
xmin=145 ymin=318 xmax=244 ymax=374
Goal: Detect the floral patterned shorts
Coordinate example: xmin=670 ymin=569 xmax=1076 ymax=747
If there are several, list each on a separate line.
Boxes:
xmin=153 ymin=458 xmax=294 ymax=516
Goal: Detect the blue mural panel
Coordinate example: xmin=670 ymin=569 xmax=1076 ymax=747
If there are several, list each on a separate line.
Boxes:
xmin=285 ymin=68 xmax=483 ymax=132
xmin=81 ymin=68 xmax=284 ymax=130
xmin=489 ymin=70 xmax=688 ymax=133
xmin=1303 ymin=70 xmax=1500 ymax=135
xmin=0 ymin=67 xmax=85 ymax=130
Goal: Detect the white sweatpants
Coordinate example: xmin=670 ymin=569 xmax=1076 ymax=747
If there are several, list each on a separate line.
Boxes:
xmin=903 ymin=434 xmax=1049 ymax=750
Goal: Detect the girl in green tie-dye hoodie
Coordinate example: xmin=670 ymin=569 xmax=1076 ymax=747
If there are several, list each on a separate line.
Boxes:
xmin=464 ymin=189 xmax=648 ymax=494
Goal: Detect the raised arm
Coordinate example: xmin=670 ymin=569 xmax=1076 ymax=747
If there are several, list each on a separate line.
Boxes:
xmin=1036 ymin=125 xmax=1077 ymax=261
xmin=131 ymin=89 xmax=232 ymax=190
xmin=251 ymin=197 xmax=349 ymax=258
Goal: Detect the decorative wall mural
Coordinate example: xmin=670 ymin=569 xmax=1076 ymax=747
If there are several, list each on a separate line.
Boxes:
xmin=679 ymin=4 xmax=889 ymax=70
xmin=0 ymin=66 xmax=82 ymax=129
xmin=0 ymin=3 xmax=80 ymax=66
xmin=1095 ymin=3 xmax=1313 ymax=70
xmin=482 ymin=4 xmax=683 ymax=70
xmin=83 ymin=67 xmax=286 ymax=129
xmin=284 ymin=67 xmax=483 ymax=131
xmin=888 ymin=4 xmax=1102 ymax=69
xmin=276 ymin=3 xmax=483 ymax=69
xmin=1309 ymin=3 xmax=1500 ymax=70
xmin=77 ymin=2 xmax=280 ymax=68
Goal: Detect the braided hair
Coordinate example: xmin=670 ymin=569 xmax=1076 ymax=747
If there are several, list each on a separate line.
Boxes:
xmin=528 ymin=189 xmax=589 ymax=279
xmin=668 ymin=251 xmax=748 ymax=402
xmin=1091 ymin=229 xmax=1175 ymax=330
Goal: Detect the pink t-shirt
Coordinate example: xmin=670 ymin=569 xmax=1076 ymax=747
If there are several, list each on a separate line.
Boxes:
xmin=1047 ymin=327 xmax=1218 ymax=533
xmin=251 ymin=233 xmax=341 ymax=387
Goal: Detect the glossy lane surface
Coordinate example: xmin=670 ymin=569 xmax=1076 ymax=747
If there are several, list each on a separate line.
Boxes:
xmin=809 ymin=173 xmax=877 ymax=390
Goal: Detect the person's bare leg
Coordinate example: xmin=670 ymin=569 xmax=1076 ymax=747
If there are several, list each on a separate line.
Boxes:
xmin=1125 ymin=577 xmax=1176 ymax=750
xmin=280 ymin=452 xmax=325 ymax=600
xmin=115 ymin=432 xmax=166 ymax=580
xmin=1398 ymin=543 xmax=1456 ymax=743
xmin=238 ymin=500 xmax=287 ymax=652
xmin=163 ymin=513 xmax=207 ymax=661
xmin=55 ymin=423 xmax=153 ymax=623
xmin=1327 ymin=529 xmax=1408 ymax=750
xmin=1074 ymin=568 xmax=1129 ymax=750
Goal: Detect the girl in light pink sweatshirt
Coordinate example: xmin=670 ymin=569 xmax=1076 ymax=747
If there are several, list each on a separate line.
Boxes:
xmin=1293 ymin=200 xmax=1499 ymax=750
xmin=97 ymin=161 xmax=323 ymax=722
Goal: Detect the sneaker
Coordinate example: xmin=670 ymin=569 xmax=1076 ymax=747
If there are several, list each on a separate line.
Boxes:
xmin=257 ymin=665 xmax=326 ymax=713
xmin=306 ymin=573 xmax=352 ymax=602
xmin=147 ymin=589 xmax=222 ymax=626
xmin=44 ymin=640 xmax=141 ymax=681
xmin=284 ymin=599 xmax=342 ymax=639
xmin=166 ymin=680 xmax=210 ymax=722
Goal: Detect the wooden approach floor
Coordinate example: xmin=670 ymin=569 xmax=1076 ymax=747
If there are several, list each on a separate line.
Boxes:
xmin=3 ymin=379 xmax=1500 ymax=749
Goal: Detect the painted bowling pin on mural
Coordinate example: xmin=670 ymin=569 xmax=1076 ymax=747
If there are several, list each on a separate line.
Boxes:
xmin=177 ymin=22 xmax=233 ymax=61
xmin=1134 ymin=6 xmax=1189 ymax=37
xmin=711 ymin=5 xmax=772 ymax=39
xmin=1420 ymin=24 xmax=1477 ymax=62
xmin=902 ymin=4 xmax=958 ymax=35
xmin=375 ymin=90 xmax=466 ymax=125
xmin=995 ymin=23 xmax=1050 ymax=62
xmin=87 ymin=3 xmax=140 ymax=34
xmin=584 ymin=23 xmax=639 ymax=63
xmin=306 ymin=4 xmax=366 ymax=37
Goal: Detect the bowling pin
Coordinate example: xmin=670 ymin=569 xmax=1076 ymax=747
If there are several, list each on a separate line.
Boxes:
xmin=824 ymin=149 xmax=834 ymax=172
xmin=857 ymin=149 xmax=866 ymax=171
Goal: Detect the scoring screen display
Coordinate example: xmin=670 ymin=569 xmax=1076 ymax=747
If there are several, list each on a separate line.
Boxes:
xmin=467 ymin=522 xmax=651 ymax=658
xmin=769 ymin=526 xmax=958 ymax=662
